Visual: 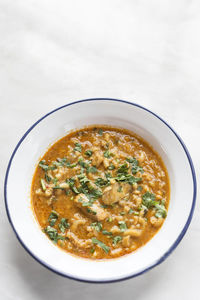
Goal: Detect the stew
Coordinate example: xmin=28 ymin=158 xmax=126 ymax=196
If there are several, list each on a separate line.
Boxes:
xmin=31 ymin=126 xmax=170 ymax=259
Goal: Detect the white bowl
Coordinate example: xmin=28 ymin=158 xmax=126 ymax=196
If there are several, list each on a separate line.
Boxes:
xmin=4 ymin=98 xmax=196 ymax=283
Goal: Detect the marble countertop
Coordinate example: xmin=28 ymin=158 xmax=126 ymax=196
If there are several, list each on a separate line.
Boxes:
xmin=0 ymin=0 xmax=199 ymax=299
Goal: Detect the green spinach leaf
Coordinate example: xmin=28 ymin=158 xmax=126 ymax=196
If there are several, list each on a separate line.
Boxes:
xmin=91 ymin=237 xmax=110 ymax=253
xmin=74 ymin=143 xmax=82 ymax=152
xmin=48 ymin=210 xmax=59 ymax=226
xmin=118 ymin=221 xmax=127 ymax=232
xmin=112 ymin=236 xmax=122 ymax=246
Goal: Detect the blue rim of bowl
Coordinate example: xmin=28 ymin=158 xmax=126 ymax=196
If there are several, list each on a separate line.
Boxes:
xmin=4 ymin=98 xmax=197 ymax=283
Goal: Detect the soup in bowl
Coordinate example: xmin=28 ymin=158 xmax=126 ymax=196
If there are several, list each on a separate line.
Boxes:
xmin=4 ymin=99 xmax=196 ymax=282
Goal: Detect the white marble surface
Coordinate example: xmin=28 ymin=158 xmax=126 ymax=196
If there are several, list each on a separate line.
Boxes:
xmin=0 ymin=0 xmax=200 ymax=299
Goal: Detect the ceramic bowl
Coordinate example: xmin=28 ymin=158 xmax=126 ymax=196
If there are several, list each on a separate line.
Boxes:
xmin=4 ymin=98 xmax=196 ymax=283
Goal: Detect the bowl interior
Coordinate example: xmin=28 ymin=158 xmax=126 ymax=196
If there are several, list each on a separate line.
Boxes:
xmin=5 ymin=99 xmax=195 ymax=282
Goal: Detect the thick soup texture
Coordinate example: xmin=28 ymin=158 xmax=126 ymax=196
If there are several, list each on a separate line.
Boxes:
xmin=32 ymin=126 xmax=170 ymax=259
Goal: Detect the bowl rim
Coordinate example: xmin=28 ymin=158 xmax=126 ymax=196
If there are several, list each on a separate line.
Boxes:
xmin=4 ymin=98 xmax=197 ymax=283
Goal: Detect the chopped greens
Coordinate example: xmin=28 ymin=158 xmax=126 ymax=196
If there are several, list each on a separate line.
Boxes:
xmin=87 ymin=166 xmax=97 ymax=174
xmin=112 ymin=235 xmax=122 ymax=246
xmin=91 ymin=237 xmax=110 ymax=253
xmin=40 ymin=158 xmax=77 ymax=170
xmin=138 ymin=204 xmax=148 ymax=214
xmin=115 ymin=173 xmax=141 ymax=184
xmin=39 ymin=160 xmax=49 ymax=171
xmin=39 ymin=160 xmax=56 ymax=171
xmin=48 ymin=210 xmax=58 ymax=226
xmin=87 ymin=208 xmax=97 ymax=215
xmin=102 ymin=230 xmax=112 ymax=236
xmin=77 ymin=173 xmax=90 ymax=185
xmin=39 ymin=160 xmax=55 ymax=184
xmin=45 ymin=173 xmax=52 ymax=183
xmin=53 ymin=157 xmax=67 ymax=167
xmin=127 ymin=176 xmax=142 ymax=184
xmin=126 ymin=157 xmax=144 ymax=174
xmin=120 ymin=211 xmax=125 ymax=215
xmin=85 ymin=150 xmax=93 ymax=157
xmin=45 ymin=226 xmax=57 ymax=242
xmin=57 ymin=157 xmax=67 ymax=165
xmin=52 ymin=186 xmax=65 ymax=190
xmin=75 ymin=173 xmax=103 ymax=199
xmin=81 ymin=199 xmax=94 ymax=207
xmin=88 ymin=188 xmax=103 ymax=199
xmin=142 ymin=192 xmax=167 ymax=218
xmin=108 ymin=164 xmax=115 ymax=170
xmin=98 ymin=128 xmax=103 ymax=136
xmin=118 ymin=221 xmax=127 ymax=232
xmin=104 ymin=150 xmax=112 ymax=158
xmin=67 ymin=178 xmax=80 ymax=194
xmin=59 ymin=218 xmax=70 ymax=233
xmin=117 ymin=163 xmax=129 ymax=175
xmin=91 ymin=222 xmax=102 ymax=232
xmin=142 ymin=192 xmax=156 ymax=208
xmin=115 ymin=161 xmax=141 ymax=184
xmin=161 ymin=199 xmax=166 ymax=206
xmin=105 ymin=172 xmax=112 ymax=179
xmin=155 ymin=203 xmax=167 ymax=218
xmin=66 ymin=162 xmax=77 ymax=168
xmin=126 ymin=157 xmax=135 ymax=163
xmin=74 ymin=143 xmax=82 ymax=152
xmin=95 ymin=177 xmax=110 ymax=187
xmin=40 ymin=179 xmax=46 ymax=191
xmin=78 ymin=158 xmax=90 ymax=169
xmin=45 ymin=226 xmax=65 ymax=243
xmin=79 ymin=196 xmax=94 ymax=207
